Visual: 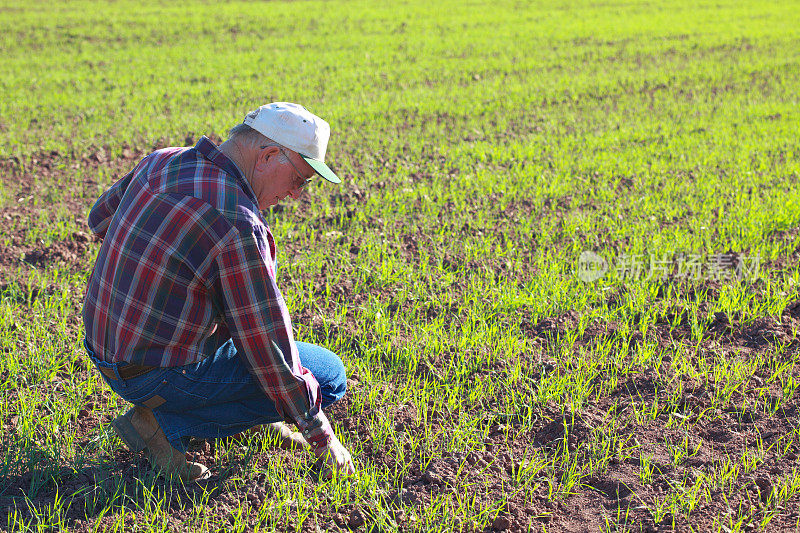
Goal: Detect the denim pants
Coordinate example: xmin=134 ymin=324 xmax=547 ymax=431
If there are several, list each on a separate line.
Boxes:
xmin=86 ymin=338 xmax=347 ymax=452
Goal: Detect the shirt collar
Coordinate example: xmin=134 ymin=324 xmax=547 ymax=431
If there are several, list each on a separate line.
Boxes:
xmin=194 ymin=136 xmax=258 ymax=205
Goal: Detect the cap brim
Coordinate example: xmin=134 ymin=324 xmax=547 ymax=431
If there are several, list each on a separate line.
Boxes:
xmin=301 ymin=156 xmax=341 ymax=184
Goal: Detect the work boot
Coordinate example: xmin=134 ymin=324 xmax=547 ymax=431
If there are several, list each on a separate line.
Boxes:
xmin=117 ymin=406 xmax=208 ymax=482
xmin=228 ymin=421 xmax=309 ymax=450
xmin=111 ymin=407 xmax=146 ymax=452
xmin=265 ymin=421 xmax=310 ymax=450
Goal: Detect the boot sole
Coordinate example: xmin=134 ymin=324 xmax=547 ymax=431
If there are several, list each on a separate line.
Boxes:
xmin=111 ymin=410 xmax=147 ymax=452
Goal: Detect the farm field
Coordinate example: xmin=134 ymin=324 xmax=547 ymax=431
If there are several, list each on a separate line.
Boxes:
xmin=1 ymin=0 xmax=800 ymax=531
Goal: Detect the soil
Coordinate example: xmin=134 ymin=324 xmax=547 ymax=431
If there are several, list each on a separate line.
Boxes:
xmin=1 ymin=154 xmax=800 ymax=532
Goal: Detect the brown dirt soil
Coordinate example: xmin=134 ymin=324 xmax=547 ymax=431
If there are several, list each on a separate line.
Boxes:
xmin=0 ymin=219 xmax=98 ymax=276
xmin=2 ymin=155 xmax=800 ymax=531
xmin=4 ymin=388 xmax=799 ymax=532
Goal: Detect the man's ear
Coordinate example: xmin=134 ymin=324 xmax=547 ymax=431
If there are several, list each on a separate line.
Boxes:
xmin=256 ymin=146 xmax=281 ymax=169
xmin=258 ymin=146 xmax=281 ymax=162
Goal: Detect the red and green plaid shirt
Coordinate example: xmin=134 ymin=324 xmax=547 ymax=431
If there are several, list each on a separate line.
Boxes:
xmin=82 ymin=136 xmax=332 ymax=447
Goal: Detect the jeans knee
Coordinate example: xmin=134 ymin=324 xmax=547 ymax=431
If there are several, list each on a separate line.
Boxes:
xmin=320 ymin=355 xmax=347 ymax=408
xmin=295 ymin=341 xmax=348 ymax=408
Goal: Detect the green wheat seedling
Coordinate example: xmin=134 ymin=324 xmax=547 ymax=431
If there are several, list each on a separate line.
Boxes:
xmin=1 ymin=0 xmax=800 ymax=530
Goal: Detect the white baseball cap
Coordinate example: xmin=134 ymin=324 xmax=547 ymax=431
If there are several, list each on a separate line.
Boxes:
xmin=243 ymin=102 xmax=341 ymax=184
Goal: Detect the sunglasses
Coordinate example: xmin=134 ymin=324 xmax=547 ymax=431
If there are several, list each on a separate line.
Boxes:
xmin=279 ymin=148 xmax=313 ymax=189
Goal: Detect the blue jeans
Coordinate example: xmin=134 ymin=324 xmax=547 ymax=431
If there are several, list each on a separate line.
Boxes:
xmin=86 ymin=339 xmax=347 ymax=452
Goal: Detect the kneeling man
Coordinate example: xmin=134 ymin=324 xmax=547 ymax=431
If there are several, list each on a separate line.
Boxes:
xmin=82 ymin=103 xmax=355 ymax=480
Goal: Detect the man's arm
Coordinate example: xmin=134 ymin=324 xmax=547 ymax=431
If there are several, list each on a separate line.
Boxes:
xmin=211 ymin=226 xmax=336 ymax=449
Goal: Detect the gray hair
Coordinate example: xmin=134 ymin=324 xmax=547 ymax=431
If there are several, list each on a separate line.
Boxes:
xmin=228 ymin=121 xmax=282 ymax=151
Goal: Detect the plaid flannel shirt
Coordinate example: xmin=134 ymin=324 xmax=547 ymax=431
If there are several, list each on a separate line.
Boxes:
xmin=82 ymin=136 xmax=333 ymax=448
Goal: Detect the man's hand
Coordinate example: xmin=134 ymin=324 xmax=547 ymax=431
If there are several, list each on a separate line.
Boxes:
xmin=313 ymin=433 xmax=355 ymax=479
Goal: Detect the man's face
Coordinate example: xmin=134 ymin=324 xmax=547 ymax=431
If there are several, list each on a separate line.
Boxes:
xmin=251 ymin=146 xmax=315 ymax=209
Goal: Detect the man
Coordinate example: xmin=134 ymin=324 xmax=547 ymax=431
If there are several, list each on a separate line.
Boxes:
xmin=82 ymin=102 xmax=355 ymax=481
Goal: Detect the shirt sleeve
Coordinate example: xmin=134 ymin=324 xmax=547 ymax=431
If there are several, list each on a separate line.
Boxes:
xmin=211 ymin=225 xmax=334 ymax=449
xmin=87 ymin=169 xmax=135 ymax=239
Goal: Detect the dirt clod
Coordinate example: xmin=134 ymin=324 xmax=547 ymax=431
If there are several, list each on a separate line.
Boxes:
xmin=492 ymin=514 xmax=510 ymax=530
xmin=348 ymin=509 xmax=366 ymax=528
